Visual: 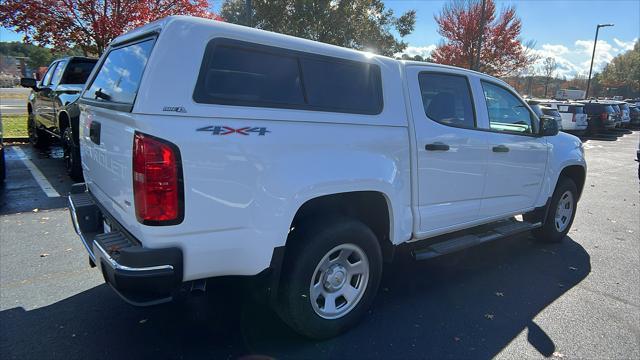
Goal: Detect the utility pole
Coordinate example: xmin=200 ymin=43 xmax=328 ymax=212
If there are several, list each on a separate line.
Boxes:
xmin=474 ymin=0 xmax=487 ymax=71
xmin=245 ymin=0 xmax=252 ymax=27
xmin=585 ymin=23 xmax=614 ymax=99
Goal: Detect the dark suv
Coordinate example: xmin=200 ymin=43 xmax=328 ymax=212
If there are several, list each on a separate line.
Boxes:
xmin=21 ymin=57 xmax=97 ymax=180
xmin=580 ymin=101 xmax=617 ymax=133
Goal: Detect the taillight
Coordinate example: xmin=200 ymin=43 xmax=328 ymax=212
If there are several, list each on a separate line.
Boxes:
xmin=133 ymin=132 xmax=183 ymax=225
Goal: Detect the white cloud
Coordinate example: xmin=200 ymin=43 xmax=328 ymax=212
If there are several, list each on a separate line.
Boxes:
xmin=398 ymin=37 xmax=636 ymax=79
xmin=613 ymin=38 xmax=638 ymax=51
xmin=574 ymin=39 xmax=618 ymax=72
xmin=398 ymin=45 xmax=436 ymax=59
xmin=525 ymin=38 xmax=636 ymax=79
xmin=527 ymin=44 xmax=582 ymax=79
xmin=540 ymin=44 xmax=569 ymax=55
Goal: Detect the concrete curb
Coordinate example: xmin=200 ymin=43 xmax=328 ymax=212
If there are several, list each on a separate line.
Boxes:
xmin=2 ymin=137 xmax=29 ymax=144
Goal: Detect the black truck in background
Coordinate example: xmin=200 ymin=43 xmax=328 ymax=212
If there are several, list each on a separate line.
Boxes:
xmin=21 ymin=57 xmax=97 ymax=180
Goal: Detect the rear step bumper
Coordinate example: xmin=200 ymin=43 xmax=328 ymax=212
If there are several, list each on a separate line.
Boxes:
xmin=68 ymin=183 xmax=183 ymax=306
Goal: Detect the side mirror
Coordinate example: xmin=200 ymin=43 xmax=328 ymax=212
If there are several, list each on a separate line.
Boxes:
xmin=539 ymin=115 xmax=559 ymax=136
xmin=20 ymin=77 xmax=38 ymax=90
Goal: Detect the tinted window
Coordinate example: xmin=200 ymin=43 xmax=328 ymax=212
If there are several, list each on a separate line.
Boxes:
xmin=41 ymin=62 xmax=58 ymax=86
xmin=300 ymin=58 xmax=382 ymax=114
xmin=51 ymin=60 xmax=67 ymax=85
xmin=63 ymin=59 xmax=97 ymax=84
xmin=418 ymin=73 xmax=475 ymax=129
xmin=84 ymin=39 xmax=154 ymax=104
xmin=542 ymin=108 xmax=560 ymax=117
xmin=194 ymin=39 xmax=383 ymax=115
xmin=482 ymin=81 xmax=536 ymax=134
xmin=585 ymin=104 xmax=615 ymax=114
xmin=573 ymin=106 xmax=584 ymax=114
xmin=194 ymin=45 xmax=304 ymax=106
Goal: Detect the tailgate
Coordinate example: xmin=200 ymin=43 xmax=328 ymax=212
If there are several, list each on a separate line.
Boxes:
xmin=79 ymin=37 xmax=156 ymax=231
xmin=80 ymin=106 xmax=136 ymax=223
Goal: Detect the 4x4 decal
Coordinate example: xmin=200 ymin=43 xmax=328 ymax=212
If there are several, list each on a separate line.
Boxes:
xmin=197 ymin=126 xmax=270 ymax=136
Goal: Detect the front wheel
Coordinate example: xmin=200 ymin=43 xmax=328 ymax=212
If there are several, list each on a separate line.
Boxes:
xmin=62 ymin=127 xmax=83 ymax=181
xmin=531 ymin=177 xmax=578 ymax=243
xmin=277 ymin=219 xmax=382 ymax=339
xmin=28 ymin=113 xmax=49 ymax=148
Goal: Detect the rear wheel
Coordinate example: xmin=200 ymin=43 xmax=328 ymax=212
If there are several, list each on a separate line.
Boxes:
xmin=530 ymin=177 xmax=578 ymax=243
xmin=62 ymin=126 xmax=83 ymax=181
xmin=277 ymin=219 xmax=382 ymax=339
xmin=28 ymin=113 xmax=49 ymax=148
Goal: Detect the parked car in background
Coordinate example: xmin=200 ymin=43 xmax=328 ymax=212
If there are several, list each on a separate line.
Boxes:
xmin=615 ymin=101 xmax=631 ymax=127
xmin=68 ymin=16 xmax=585 ymax=340
xmin=20 ymin=56 xmax=97 ymax=180
xmin=541 ymin=107 xmax=563 ymax=130
xmin=580 ymin=101 xmax=617 ymax=132
xmin=527 ymin=99 xmax=564 ymax=131
xmin=609 ymin=103 xmax=623 ymax=128
xmin=625 ymin=98 xmax=640 ymax=108
xmin=556 ymin=103 xmax=588 ymax=135
xmin=629 ymin=105 xmax=640 ymax=127
xmin=526 ymin=99 xmax=545 ymax=118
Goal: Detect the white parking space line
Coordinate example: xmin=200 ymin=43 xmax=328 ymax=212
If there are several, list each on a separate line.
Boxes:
xmin=11 ymin=146 xmax=61 ymax=198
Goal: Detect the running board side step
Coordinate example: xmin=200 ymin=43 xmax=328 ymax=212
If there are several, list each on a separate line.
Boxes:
xmin=412 ymin=219 xmax=542 ymax=261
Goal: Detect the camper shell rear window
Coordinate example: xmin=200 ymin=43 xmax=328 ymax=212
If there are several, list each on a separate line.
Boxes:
xmin=193 ymin=38 xmax=383 ymax=115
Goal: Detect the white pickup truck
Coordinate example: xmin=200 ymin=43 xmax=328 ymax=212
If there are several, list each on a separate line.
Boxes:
xmin=68 ymin=16 xmax=586 ymax=339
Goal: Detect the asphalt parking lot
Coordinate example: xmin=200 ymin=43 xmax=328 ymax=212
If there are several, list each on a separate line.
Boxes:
xmin=1 ymin=131 xmax=639 ymax=359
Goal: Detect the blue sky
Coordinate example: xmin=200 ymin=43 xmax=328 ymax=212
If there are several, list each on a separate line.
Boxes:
xmin=1 ymin=0 xmax=638 ymax=78
xmin=385 ymin=0 xmax=640 ymax=78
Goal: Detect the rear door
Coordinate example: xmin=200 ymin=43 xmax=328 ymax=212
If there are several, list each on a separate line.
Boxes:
xmin=79 ymin=38 xmax=156 ymax=225
xmin=478 ymin=81 xmax=548 ymax=218
xmin=407 ymin=67 xmax=488 ymax=234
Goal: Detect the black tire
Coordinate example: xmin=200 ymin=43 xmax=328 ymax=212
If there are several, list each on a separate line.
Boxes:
xmin=531 ymin=177 xmax=578 ymax=243
xmin=62 ymin=126 xmax=83 ymax=181
xmin=277 ymin=218 xmax=383 ymax=339
xmin=28 ymin=113 xmax=49 ymax=148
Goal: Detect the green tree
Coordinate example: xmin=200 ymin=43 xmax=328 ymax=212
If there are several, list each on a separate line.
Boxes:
xmin=598 ymin=41 xmax=640 ymax=98
xmin=221 ymin=0 xmax=416 ymax=56
xmin=0 ymin=42 xmax=87 ymax=69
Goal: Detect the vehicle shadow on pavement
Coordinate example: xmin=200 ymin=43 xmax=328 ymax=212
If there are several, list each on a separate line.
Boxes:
xmin=0 ymin=234 xmax=590 ymax=359
xmin=1 ymin=144 xmax=72 ymax=216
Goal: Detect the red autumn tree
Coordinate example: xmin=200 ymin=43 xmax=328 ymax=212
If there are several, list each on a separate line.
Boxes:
xmin=0 ymin=0 xmax=220 ymax=56
xmin=431 ymin=0 xmax=536 ymax=77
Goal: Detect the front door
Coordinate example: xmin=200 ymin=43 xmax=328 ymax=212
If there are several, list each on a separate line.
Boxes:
xmin=477 ymin=80 xmax=548 ymax=218
xmin=407 ymin=67 xmax=488 ymax=235
xmin=35 ymin=61 xmax=61 ymax=129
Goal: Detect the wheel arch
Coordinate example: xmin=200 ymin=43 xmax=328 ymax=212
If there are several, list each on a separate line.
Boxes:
xmin=286 ymin=191 xmax=394 ymax=263
xmin=558 ymin=165 xmax=586 ymax=200
xmin=58 ymin=111 xmax=70 ymax=132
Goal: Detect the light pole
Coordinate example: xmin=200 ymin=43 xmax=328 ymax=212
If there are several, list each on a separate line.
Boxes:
xmin=585 ymin=23 xmax=614 ymax=99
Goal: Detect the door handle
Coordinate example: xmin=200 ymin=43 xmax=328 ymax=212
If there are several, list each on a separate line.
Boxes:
xmin=425 ymin=142 xmax=450 ymax=151
xmin=492 ymin=145 xmax=510 ymax=153
xmin=89 ymin=121 xmax=101 ymax=145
